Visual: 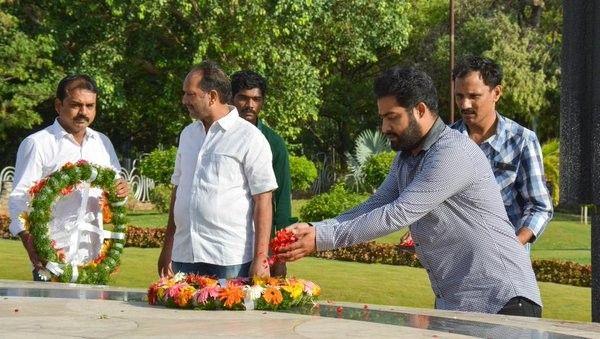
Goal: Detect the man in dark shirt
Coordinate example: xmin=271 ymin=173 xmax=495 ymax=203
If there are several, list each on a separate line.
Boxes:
xmin=231 ymin=70 xmax=293 ymax=277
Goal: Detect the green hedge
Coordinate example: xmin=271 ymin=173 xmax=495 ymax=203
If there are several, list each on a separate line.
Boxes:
xmin=289 ymin=155 xmax=318 ymax=192
xmin=0 ymin=215 xmax=590 ymax=287
xmin=299 ymin=184 xmax=368 ymax=221
xmin=139 ymin=146 xmax=177 ymax=185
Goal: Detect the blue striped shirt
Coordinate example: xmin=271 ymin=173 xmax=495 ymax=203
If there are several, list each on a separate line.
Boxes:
xmin=314 ymin=118 xmax=542 ymax=313
xmin=452 ymin=114 xmax=553 ymax=241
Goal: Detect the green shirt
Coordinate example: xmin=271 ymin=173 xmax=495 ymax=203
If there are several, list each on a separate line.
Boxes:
xmin=257 ymin=120 xmax=293 ymax=231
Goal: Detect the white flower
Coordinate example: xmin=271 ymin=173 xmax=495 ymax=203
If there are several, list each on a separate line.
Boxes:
xmin=173 ymin=272 xmax=186 ymax=282
xmin=244 ymin=285 xmax=265 ymax=300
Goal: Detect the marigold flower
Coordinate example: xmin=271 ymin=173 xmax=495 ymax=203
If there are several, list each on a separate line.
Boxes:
xmin=263 ymin=287 xmax=283 ymax=305
xmin=174 ymin=285 xmax=196 ymax=307
xmin=218 ymin=285 xmax=245 ymax=308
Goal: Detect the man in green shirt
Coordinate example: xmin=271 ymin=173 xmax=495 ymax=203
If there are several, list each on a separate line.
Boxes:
xmin=231 ymin=70 xmax=293 ymax=277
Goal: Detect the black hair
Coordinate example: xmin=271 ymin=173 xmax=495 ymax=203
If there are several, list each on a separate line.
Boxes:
xmin=452 ymin=55 xmax=503 ymax=88
xmin=231 ymin=70 xmax=267 ymax=97
xmin=373 ymin=66 xmax=439 ymax=114
xmin=189 ymin=60 xmax=232 ymax=104
xmin=56 ymin=74 xmax=98 ymax=101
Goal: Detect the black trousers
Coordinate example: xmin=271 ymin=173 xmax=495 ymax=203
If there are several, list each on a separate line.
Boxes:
xmin=498 ymin=296 xmax=542 ymax=318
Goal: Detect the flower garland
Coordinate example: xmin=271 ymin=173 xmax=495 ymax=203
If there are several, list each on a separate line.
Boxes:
xmin=26 ymin=160 xmax=127 ymax=284
xmin=148 ymin=273 xmax=321 ymax=311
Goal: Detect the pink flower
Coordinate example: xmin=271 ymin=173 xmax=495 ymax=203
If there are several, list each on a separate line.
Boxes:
xmin=195 ymin=286 xmax=221 ymax=304
xmin=166 ymin=283 xmax=186 ymax=299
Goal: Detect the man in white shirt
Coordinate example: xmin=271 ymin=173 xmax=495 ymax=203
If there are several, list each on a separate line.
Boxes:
xmin=157 ymin=61 xmax=277 ymax=279
xmin=9 ymin=74 xmax=129 ymax=281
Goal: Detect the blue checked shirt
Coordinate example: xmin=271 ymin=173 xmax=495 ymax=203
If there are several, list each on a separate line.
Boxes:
xmin=314 ymin=118 xmax=542 ymax=313
xmin=452 ymin=114 xmax=553 ymax=241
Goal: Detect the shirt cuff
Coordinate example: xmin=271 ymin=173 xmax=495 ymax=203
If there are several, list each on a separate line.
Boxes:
xmin=313 ymin=219 xmax=337 ymax=251
xmin=8 ymin=219 xmax=25 ymax=237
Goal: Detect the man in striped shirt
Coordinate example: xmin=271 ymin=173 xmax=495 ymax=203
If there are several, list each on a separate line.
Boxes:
xmin=280 ymin=66 xmax=542 ymax=317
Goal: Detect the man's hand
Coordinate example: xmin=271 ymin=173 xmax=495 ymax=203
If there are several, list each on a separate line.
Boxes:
xmin=277 ymin=223 xmax=316 ymax=262
xmin=115 ymin=179 xmax=129 ymax=198
xmin=249 ymin=255 xmax=270 ymax=278
xmin=157 ymin=247 xmax=173 ymax=278
xmin=517 ymin=227 xmax=534 ymax=245
xmin=19 ymin=231 xmax=44 ymax=270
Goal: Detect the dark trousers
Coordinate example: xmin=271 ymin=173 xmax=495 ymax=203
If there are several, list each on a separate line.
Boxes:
xmin=498 ymin=296 xmax=542 ymax=318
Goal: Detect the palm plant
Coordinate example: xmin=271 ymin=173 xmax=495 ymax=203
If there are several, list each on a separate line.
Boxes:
xmin=542 ymin=139 xmax=559 ymax=206
xmin=345 ymin=129 xmax=391 ymax=192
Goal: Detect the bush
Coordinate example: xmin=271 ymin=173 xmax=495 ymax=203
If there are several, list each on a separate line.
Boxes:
xmin=299 ymin=184 xmax=368 ymax=221
xmin=363 ymin=151 xmax=396 ymax=192
xmin=0 ymin=213 xmax=592 ymax=287
xmin=289 ymin=155 xmax=318 ymax=192
xmin=149 ymin=184 xmax=172 ymax=213
xmin=139 ymin=147 xmax=177 ymax=185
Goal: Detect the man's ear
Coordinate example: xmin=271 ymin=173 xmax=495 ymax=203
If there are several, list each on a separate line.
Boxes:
xmin=415 ymin=102 xmax=427 ymax=118
xmin=54 ymin=98 xmax=62 ymax=114
xmin=492 ymin=85 xmax=503 ymax=103
xmin=209 ymin=90 xmax=219 ymax=105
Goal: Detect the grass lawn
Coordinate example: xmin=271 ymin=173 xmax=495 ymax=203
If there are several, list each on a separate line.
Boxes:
xmin=0 ymin=239 xmax=591 ymax=322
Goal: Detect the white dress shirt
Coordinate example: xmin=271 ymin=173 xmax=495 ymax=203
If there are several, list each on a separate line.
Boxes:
xmin=171 ymin=107 xmax=277 ymax=266
xmin=9 ymin=119 xmax=121 ymax=240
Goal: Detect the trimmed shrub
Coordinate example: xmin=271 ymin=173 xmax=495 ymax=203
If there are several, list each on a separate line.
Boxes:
xmin=0 ymin=214 xmax=592 ymax=287
xmin=289 ymin=155 xmax=318 ymax=192
xmin=149 ymin=184 xmax=172 ymax=213
xmin=363 ymin=151 xmax=396 ymax=191
xmin=139 ymin=146 xmax=177 ymax=185
xmin=299 ymin=184 xmax=368 ymax=221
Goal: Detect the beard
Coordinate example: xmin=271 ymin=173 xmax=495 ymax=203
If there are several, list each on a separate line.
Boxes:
xmin=387 ymin=114 xmax=423 ymax=152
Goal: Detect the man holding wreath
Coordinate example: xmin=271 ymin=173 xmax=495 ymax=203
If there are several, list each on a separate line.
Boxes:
xmin=9 ymin=75 xmax=129 ymax=281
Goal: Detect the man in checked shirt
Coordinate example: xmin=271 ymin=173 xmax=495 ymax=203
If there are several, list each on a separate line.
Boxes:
xmin=451 ymin=56 xmax=553 ymax=249
xmin=280 ymin=66 xmax=543 ymax=317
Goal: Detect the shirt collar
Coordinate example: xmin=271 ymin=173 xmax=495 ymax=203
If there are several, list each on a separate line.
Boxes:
xmin=486 ymin=113 xmax=507 ymax=152
xmin=400 ymin=117 xmax=445 ymax=158
xmin=214 ymin=106 xmax=239 ymax=131
xmin=420 ymin=117 xmax=446 ymax=151
xmin=49 ymin=118 xmax=98 ymax=140
xmin=454 ymin=112 xmax=505 ymax=152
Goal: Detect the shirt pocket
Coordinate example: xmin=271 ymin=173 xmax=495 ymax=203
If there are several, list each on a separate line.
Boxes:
xmin=210 ymin=153 xmax=244 ymax=187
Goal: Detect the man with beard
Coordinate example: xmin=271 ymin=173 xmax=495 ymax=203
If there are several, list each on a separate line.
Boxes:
xmin=231 ymin=70 xmax=292 ymax=277
xmin=9 ymin=74 xmax=129 ymax=281
xmin=451 ymin=56 xmax=552 ymax=248
xmin=157 ymin=61 xmax=277 ymax=279
xmin=278 ymin=66 xmax=543 ymax=317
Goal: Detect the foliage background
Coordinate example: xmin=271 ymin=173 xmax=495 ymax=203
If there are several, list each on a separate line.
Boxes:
xmin=1 ymin=0 xmax=562 ymax=173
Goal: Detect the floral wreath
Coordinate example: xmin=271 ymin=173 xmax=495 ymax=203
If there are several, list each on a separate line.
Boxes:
xmin=25 ymin=160 xmax=127 ymax=284
xmin=148 ymin=230 xmax=319 ymax=310
xmin=148 ymin=273 xmax=320 ymax=311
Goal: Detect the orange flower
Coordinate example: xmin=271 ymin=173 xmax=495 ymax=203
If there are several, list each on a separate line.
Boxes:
xmin=175 ymin=285 xmax=196 ymax=307
xmin=218 ymin=285 xmax=245 ymax=308
xmin=266 ymin=277 xmax=281 ymax=286
xmin=263 ymin=287 xmax=283 ymax=305
xmin=28 ymin=178 xmax=48 ymax=196
xmin=61 ymin=162 xmax=75 ymax=170
xmin=99 ymin=193 xmax=113 ymax=224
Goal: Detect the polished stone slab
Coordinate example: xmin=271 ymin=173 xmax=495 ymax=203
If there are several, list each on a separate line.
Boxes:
xmin=1 ymin=280 xmax=599 ymax=338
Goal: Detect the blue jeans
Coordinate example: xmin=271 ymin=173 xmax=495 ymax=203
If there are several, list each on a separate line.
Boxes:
xmin=172 ymin=261 xmax=251 ymax=279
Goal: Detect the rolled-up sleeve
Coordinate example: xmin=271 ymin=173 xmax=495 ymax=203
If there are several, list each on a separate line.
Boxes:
xmin=244 ymin=133 xmax=278 ymax=195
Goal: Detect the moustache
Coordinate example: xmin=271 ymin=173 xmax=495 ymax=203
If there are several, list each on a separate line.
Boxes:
xmin=460 ymin=109 xmax=475 ymax=115
xmin=74 ymin=115 xmax=90 ymax=122
xmin=241 ymin=108 xmax=256 ymax=115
